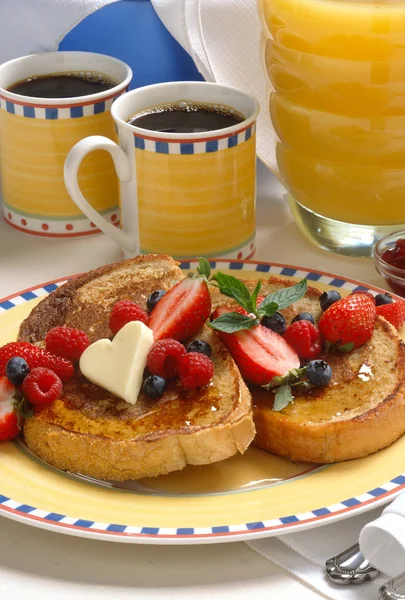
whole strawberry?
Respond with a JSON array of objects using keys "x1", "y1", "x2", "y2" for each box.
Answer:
[
  {"x1": 46, "y1": 327, "x2": 90, "y2": 362},
  {"x1": 318, "y1": 294, "x2": 376, "y2": 350},
  {"x1": 0, "y1": 341, "x2": 74, "y2": 382},
  {"x1": 376, "y1": 300, "x2": 405, "y2": 331}
]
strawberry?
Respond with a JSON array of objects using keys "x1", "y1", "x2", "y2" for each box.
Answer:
[
  {"x1": 318, "y1": 294, "x2": 376, "y2": 349},
  {"x1": 0, "y1": 377, "x2": 19, "y2": 441},
  {"x1": 376, "y1": 300, "x2": 405, "y2": 330},
  {"x1": 149, "y1": 278, "x2": 211, "y2": 341},
  {"x1": 211, "y1": 307, "x2": 300, "y2": 386},
  {"x1": 284, "y1": 320, "x2": 322, "y2": 359},
  {"x1": 0, "y1": 341, "x2": 74, "y2": 382}
]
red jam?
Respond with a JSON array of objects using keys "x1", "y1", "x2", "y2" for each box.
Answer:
[{"x1": 381, "y1": 239, "x2": 405, "y2": 297}]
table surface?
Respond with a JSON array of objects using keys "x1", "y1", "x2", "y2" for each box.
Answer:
[{"x1": 0, "y1": 162, "x2": 386, "y2": 599}]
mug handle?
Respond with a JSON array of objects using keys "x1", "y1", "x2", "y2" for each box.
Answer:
[{"x1": 64, "y1": 135, "x2": 139, "y2": 254}]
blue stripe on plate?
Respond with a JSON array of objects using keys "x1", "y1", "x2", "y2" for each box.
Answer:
[
  {"x1": 368, "y1": 487, "x2": 388, "y2": 497},
  {"x1": 180, "y1": 261, "x2": 191, "y2": 270},
  {"x1": 0, "y1": 300, "x2": 15, "y2": 310},
  {"x1": 246, "y1": 521, "x2": 265, "y2": 530},
  {"x1": 46, "y1": 513, "x2": 65, "y2": 522},
  {"x1": 177, "y1": 528, "x2": 195, "y2": 535},
  {"x1": 280, "y1": 267, "x2": 297, "y2": 277},
  {"x1": 342, "y1": 498, "x2": 361, "y2": 507},
  {"x1": 16, "y1": 504, "x2": 35, "y2": 514},
  {"x1": 305, "y1": 272, "x2": 322, "y2": 281},
  {"x1": 255, "y1": 264, "x2": 271, "y2": 273},
  {"x1": 141, "y1": 527, "x2": 160, "y2": 535},
  {"x1": 229, "y1": 262, "x2": 243, "y2": 270},
  {"x1": 329, "y1": 278, "x2": 346, "y2": 288},
  {"x1": 312, "y1": 507, "x2": 331, "y2": 517},
  {"x1": 74, "y1": 519, "x2": 94, "y2": 528},
  {"x1": 107, "y1": 524, "x2": 127, "y2": 533},
  {"x1": 43, "y1": 284, "x2": 58, "y2": 292},
  {"x1": 21, "y1": 291, "x2": 37, "y2": 301},
  {"x1": 212, "y1": 526, "x2": 230, "y2": 533},
  {"x1": 280, "y1": 515, "x2": 300, "y2": 524}
]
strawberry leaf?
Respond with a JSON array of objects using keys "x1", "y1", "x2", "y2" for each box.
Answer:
[
  {"x1": 197, "y1": 257, "x2": 211, "y2": 280},
  {"x1": 210, "y1": 312, "x2": 260, "y2": 333},
  {"x1": 213, "y1": 273, "x2": 254, "y2": 313},
  {"x1": 259, "y1": 279, "x2": 308, "y2": 311},
  {"x1": 273, "y1": 384, "x2": 294, "y2": 411},
  {"x1": 338, "y1": 342, "x2": 355, "y2": 353}
]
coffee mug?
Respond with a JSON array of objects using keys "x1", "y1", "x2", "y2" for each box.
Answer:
[
  {"x1": 0, "y1": 51, "x2": 132, "y2": 237},
  {"x1": 64, "y1": 81, "x2": 259, "y2": 258}
]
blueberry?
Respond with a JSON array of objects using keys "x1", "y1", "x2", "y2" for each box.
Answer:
[
  {"x1": 261, "y1": 312, "x2": 286, "y2": 335},
  {"x1": 187, "y1": 340, "x2": 212, "y2": 357},
  {"x1": 306, "y1": 360, "x2": 333, "y2": 387},
  {"x1": 147, "y1": 290, "x2": 166, "y2": 312},
  {"x1": 292, "y1": 312, "x2": 315, "y2": 325},
  {"x1": 142, "y1": 375, "x2": 166, "y2": 399},
  {"x1": 375, "y1": 293, "x2": 393, "y2": 306},
  {"x1": 5, "y1": 357, "x2": 30, "y2": 386},
  {"x1": 320, "y1": 290, "x2": 341, "y2": 312}
]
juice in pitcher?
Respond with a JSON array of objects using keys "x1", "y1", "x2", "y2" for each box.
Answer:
[{"x1": 260, "y1": 0, "x2": 405, "y2": 256}]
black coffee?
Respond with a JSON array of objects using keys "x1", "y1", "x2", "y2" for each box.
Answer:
[
  {"x1": 7, "y1": 72, "x2": 117, "y2": 98},
  {"x1": 127, "y1": 101, "x2": 245, "y2": 133}
]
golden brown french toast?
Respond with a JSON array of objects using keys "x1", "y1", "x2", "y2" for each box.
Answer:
[
  {"x1": 19, "y1": 255, "x2": 255, "y2": 481},
  {"x1": 212, "y1": 277, "x2": 405, "y2": 463}
]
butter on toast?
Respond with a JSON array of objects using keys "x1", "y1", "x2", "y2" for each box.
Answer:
[
  {"x1": 212, "y1": 277, "x2": 405, "y2": 463},
  {"x1": 19, "y1": 255, "x2": 255, "y2": 481}
]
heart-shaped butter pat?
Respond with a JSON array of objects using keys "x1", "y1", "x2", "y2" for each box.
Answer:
[{"x1": 79, "y1": 321, "x2": 154, "y2": 405}]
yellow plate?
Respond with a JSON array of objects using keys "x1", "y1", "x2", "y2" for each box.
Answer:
[{"x1": 0, "y1": 258, "x2": 404, "y2": 545}]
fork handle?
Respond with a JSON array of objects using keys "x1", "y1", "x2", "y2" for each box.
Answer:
[{"x1": 379, "y1": 572, "x2": 405, "y2": 599}]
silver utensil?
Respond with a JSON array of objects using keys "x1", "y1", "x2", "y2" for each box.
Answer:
[
  {"x1": 379, "y1": 572, "x2": 405, "y2": 599},
  {"x1": 325, "y1": 543, "x2": 380, "y2": 585}
]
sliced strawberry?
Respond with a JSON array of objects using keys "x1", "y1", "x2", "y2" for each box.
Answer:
[
  {"x1": 376, "y1": 300, "x2": 405, "y2": 330},
  {"x1": 0, "y1": 377, "x2": 19, "y2": 442},
  {"x1": 212, "y1": 307, "x2": 300, "y2": 386},
  {"x1": 318, "y1": 294, "x2": 376, "y2": 349},
  {"x1": 149, "y1": 278, "x2": 211, "y2": 341}
]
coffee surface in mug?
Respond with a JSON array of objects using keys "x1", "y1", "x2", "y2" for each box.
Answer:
[
  {"x1": 127, "y1": 100, "x2": 245, "y2": 133},
  {"x1": 7, "y1": 72, "x2": 117, "y2": 98}
]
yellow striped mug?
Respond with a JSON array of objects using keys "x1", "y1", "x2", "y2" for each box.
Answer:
[
  {"x1": 0, "y1": 51, "x2": 132, "y2": 237},
  {"x1": 64, "y1": 81, "x2": 259, "y2": 258}
]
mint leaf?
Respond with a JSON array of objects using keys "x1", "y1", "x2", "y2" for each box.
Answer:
[
  {"x1": 213, "y1": 272, "x2": 253, "y2": 313},
  {"x1": 257, "y1": 302, "x2": 278, "y2": 319},
  {"x1": 273, "y1": 385, "x2": 294, "y2": 411},
  {"x1": 210, "y1": 312, "x2": 259, "y2": 333},
  {"x1": 197, "y1": 257, "x2": 211, "y2": 280},
  {"x1": 251, "y1": 280, "x2": 262, "y2": 310},
  {"x1": 259, "y1": 279, "x2": 308, "y2": 311}
]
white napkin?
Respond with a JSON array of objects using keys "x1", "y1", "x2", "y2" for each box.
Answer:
[
  {"x1": 151, "y1": 0, "x2": 279, "y2": 177},
  {"x1": 0, "y1": 0, "x2": 117, "y2": 63},
  {"x1": 246, "y1": 491, "x2": 405, "y2": 600}
]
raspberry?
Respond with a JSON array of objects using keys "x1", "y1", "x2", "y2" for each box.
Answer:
[
  {"x1": 109, "y1": 300, "x2": 149, "y2": 335},
  {"x1": 46, "y1": 327, "x2": 90, "y2": 362},
  {"x1": 376, "y1": 300, "x2": 405, "y2": 330},
  {"x1": 22, "y1": 367, "x2": 62, "y2": 407},
  {"x1": 147, "y1": 339, "x2": 186, "y2": 379},
  {"x1": 284, "y1": 320, "x2": 322, "y2": 359},
  {"x1": 0, "y1": 342, "x2": 74, "y2": 382},
  {"x1": 178, "y1": 352, "x2": 214, "y2": 390}
]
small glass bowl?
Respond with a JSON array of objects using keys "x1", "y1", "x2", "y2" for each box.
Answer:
[{"x1": 374, "y1": 230, "x2": 405, "y2": 298}]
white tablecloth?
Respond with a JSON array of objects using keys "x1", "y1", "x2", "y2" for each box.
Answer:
[{"x1": 0, "y1": 162, "x2": 387, "y2": 599}]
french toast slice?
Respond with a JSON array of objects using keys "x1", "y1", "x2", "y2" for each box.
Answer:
[
  {"x1": 19, "y1": 255, "x2": 255, "y2": 481},
  {"x1": 212, "y1": 277, "x2": 405, "y2": 463}
]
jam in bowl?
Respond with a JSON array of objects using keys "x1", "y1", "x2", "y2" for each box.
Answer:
[{"x1": 374, "y1": 231, "x2": 405, "y2": 298}]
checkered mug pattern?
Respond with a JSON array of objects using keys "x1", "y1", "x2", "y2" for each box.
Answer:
[
  {"x1": 0, "y1": 51, "x2": 132, "y2": 237},
  {"x1": 64, "y1": 81, "x2": 260, "y2": 259}
]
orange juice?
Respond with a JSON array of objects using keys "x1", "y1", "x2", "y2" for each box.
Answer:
[{"x1": 260, "y1": 0, "x2": 405, "y2": 226}]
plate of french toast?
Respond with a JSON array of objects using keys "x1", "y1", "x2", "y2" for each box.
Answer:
[{"x1": 0, "y1": 254, "x2": 404, "y2": 544}]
